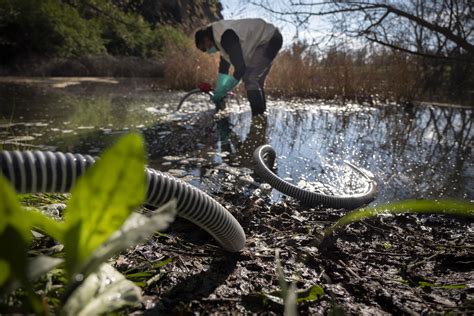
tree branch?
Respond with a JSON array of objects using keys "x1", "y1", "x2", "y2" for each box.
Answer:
[
  {"x1": 382, "y1": 3, "x2": 474, "y2": 55},
  {"x1": 365, "y1": 35, "x2": 472, "y2": 63}
]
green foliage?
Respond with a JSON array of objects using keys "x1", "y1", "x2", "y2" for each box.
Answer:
[
  {"x1": 62, "y1": 263, "x2": 142, "y2": 316},
  {"x1": 324, "y1": 199, "x2": 474, "y2": 237},
  {"x1": 0, "y1": 176, "x2": 45, "y2": 313},
  {"x1": 43, "y1": 1, "x2": 105, "y2": 57},
  {"x1": 63, "y1": 133, "x2": 146, "y2": 276},
  {"x1": 0, "y1": 0, "x2": 105, "y2": 59},
  {"x1": 0, "y1": 133, "x2": 177, "y2": 314},
  {"x1": 294, "y1": 285, "x2": 324, "y2": 303},
  {"x1": 90, "y1": 1, "x2": 164, "y2": 58},
  {"x1": 155, "y1": 25, "x2": 193, "y2": 53},
  {"x1": 0, "y1": 176, "x2": 32, "y2": 289},
  {"x1": 0, "y1": 0, "x2": 188, "y2": 60},
  {"x1": 75, "y1": 201, "x2": 176, "y2": 280},
  {"x1": 27, "y1": 209, "x2": 65, "y2": 242}
]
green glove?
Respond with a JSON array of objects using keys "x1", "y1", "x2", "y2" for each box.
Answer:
[{"x1": 211, "y1": 73, "x2": 239, "y2": 105}]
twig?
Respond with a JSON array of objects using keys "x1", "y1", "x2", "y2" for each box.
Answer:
[{"x1": 338, "y1": 259, "x2": 361, "y2": 280}]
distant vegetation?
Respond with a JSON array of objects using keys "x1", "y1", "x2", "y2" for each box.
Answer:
[
  {"x1": 266, "y1": 42, "x2": 473, "y2": 104},
  {"x1": 0, "y1": 0, "x2": 472, "y2": 104},
  {"x1": 0, "y1": 0, "x2": 171, "y2": 61}
]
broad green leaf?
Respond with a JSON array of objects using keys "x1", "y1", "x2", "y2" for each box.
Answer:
[
  {"x1": 62, "y1": 263, "x2": 142, "y2": 316},
  {"x1": 77, "y1": 200, "x2": 176, "y2": 279},
  {"x1": 0, "y1": 176, "x2": 31, "y2": 241},
  {"x1": 64, "y1": 133, "x2": 146, "y2": 275},
  {"x1": 324, "y1": 199, "x2": 474, "y2": 237},
  {"x1": 27, "y1": 208, "x2": 66, "y2": 242},
  {"x1": 0, "y1": 176, "x2": 31, "y2": 290},
  {"x1": 0, "y1": 259, "x2": 10, "y2": 287}
]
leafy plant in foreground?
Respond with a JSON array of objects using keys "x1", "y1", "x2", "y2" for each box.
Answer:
[{"x1": 0, "y1": 133, "x2": 177, "y2": 314}]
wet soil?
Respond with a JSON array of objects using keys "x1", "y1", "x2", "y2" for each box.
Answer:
[
  {"x1": 118, "y1": 180, "x2": 473, "y2": 315},
  {"x1": 1, "y1": 78, "x2": 472, "y2": 314}
]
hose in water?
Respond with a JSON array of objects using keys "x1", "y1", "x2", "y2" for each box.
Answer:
[
  {"x1": 176, "y1": 88, "x2": 206, "y2": 112},
  {"x1": 0, "y1": 150, "x2": 246, "y2": 252},
  {"x1": 253, "y1": 144, "x2": 377, "y2": 210}
]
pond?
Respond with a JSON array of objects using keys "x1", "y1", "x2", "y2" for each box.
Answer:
[{"x1": 0, "y1": 77, "x2": 472, "y2": 205}]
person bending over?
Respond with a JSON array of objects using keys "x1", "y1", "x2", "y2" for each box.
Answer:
[{"x1": 195, "y1": 18, "x2": 283, "y2": 116}]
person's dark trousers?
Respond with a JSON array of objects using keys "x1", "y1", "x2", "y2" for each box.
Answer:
[
  {"x1": 247, "y1": 90, "x2": 265, "y2": 116},
  {"x1": 243, "y1": 30, "x2": 283, "y2": 116}
]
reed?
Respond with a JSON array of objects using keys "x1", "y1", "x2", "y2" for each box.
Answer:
[
  {"x1": 161, "y1": 38, "x2": 441, "y2": 103},
  {"x1": 267, "y1": 42, "x2": 419, "y2": 102},
  {"x1": 160, "y1": 28, "x2": 219, "y2": 91}
]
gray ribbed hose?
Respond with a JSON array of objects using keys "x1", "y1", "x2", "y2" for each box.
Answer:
[
  {"x1": 254, "y1": 144, "x2": 378, "y2": 210},
  {"x1": 0, "y1": 151, "x2": 246, "y2": 252}
]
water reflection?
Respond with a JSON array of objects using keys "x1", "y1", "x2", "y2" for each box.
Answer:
[
  {"x1": 0, "y1": 79, "x2": 472, "y2": 204},
  {"x1": 257, "y1": 102, "x2": 472, "y2": 203}
]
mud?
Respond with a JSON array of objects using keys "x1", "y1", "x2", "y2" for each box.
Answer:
[
  {"x1": 1, "y1": 78, "x2": 472, "y2": 314},
  {"x1": 119, "y1": 185, "x2": 473, "y2": 314}
]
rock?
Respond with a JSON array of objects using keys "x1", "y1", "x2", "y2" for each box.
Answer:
[{"x1": 39, "y1": 203, "x2": 67, "y2": 219}]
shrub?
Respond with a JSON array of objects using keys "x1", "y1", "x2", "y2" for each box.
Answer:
[
  {"x1": 159, "y1": 26, "x2": 219, "y2": 90},
  {"x1": 0, "y1": 0, "x2": 105, "y2": 60}
]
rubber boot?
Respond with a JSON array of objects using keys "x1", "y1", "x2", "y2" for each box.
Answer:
[{"x1": 247, "y1": 89, "x2": 265, "y2": 116}]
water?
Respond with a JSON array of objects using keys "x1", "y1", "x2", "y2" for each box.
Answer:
[{"x1": 0, "y1": 78, "x2": 472, "y2": 204}]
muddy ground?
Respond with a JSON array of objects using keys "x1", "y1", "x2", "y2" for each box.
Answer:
[
  {"x1": 2, "y1": 78, "x2": 472, "y2": 314},
  {"x1": 114, "y1": 169, "x2": 473, "y2": 315}
]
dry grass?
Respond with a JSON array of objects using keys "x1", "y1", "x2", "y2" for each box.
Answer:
[
  {"x1": 267, "y1": 42, "x2": 419, "y2": 102},
  {"x1": 161, "y1": 35, "x2": 219, "y2": 91},
  {"x1": 160, "y1": 39, "x2": 455, "y2": 103}
]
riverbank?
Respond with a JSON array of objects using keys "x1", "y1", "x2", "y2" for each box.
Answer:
[{"x1": 0, "y1": 56, "x2": 165, "y2": 77}]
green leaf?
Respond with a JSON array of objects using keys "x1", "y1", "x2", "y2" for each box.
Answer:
[
  {"x1": 126, "y1": 271, "x2": 154, "y2": 280},
  {"x1": 0, "y1": 259, "x2": 10, "y2": 287},
  {"x1": 151, "y1": 257, "x2": 173, "y2": 270},
  {"x1": 64, "y1": 133, "x2": 146, "y2": 276},
  {"x1": 76, "y1": 200, "x2": 176, "y2": 280},
  {"x1": 295, "y1": 285, "x2": 324, "y2": 303},
  {"x1": 0, "y1": 176, "x2": 31, "y2": 290},
  {"x1": 62, "y1": 263, "x2": 142, "y2": 316},
  {"x1": 324, "y1": 199, "x2": 474, "y2": 237},
  {"x1": 417, "y1": 281, "x2": 467, "y2": 289},
  {"x1": 262, "y1": 284, "x2": 325, "y2": 307},
  {"x1": 0, "y1": 176, "x2": 31, "y2": 241}
]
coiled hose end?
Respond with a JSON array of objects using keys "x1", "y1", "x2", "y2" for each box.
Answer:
[{"x1": 253, "y1": 144, "x2": 377, "y2": 210}]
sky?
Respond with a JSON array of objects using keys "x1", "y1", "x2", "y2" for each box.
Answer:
[{"x1": 219, "y1": 0, "x2": 334, "y2": 47}]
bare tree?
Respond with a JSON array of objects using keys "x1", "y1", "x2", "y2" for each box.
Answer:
[{"x1": 253, "y1": 0, "x2": 474, "y2": 62}]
